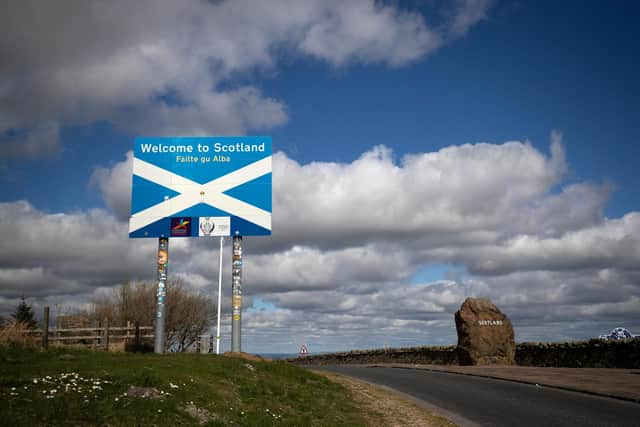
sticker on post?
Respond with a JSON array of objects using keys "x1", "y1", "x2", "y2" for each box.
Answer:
[
  {"x1": 158, "y1": 250, "x2": 168, "y2": 265},
  {"x1": 233, "y1": 295, "x2": 242, "y2": 308}
]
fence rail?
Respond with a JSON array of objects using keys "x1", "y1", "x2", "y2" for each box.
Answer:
[
  {"x1": 34, "y1": 326, "x2": 154, "y2": 333},
  {"x1": 29, "y1": 312, "x2": 154, "y2": 351},
  {"x1": 15, "y1": 308, "x2": 216, "y2": 353}
]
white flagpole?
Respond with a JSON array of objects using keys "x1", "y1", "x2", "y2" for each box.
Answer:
[{"x1": 216, "y1": 236, "x2": 224, "y2": 354}]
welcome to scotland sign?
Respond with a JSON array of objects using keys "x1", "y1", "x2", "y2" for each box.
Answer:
[{"x1": 129, "y1": 137, "x2": 272, "y2": 238}]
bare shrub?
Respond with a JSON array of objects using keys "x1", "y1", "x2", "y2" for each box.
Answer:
[
  {"x1": 90, "y1": 280, "x2": 215, "y2": 352},
  {"x1": 0, "y1": 320, "x2": 39, "y2": 349}
]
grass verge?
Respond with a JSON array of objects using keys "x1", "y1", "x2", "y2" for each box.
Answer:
[
  {"x1": 0, "y1": 346, "x2": 368, "y2": 426},
  {"x1": 319, "y1": 372, "x2": 457, "y2": 427}
]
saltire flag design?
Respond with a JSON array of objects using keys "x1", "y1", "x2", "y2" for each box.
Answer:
[{"x1": 129, "y1": 137, "x2": 272, "y2": 238}]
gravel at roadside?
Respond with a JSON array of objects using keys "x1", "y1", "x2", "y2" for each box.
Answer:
[{"x1": 317, "y1": 371, "x2": 458, "y2": 427}]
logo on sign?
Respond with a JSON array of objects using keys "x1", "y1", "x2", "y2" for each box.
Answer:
[
  {"x1": 198, "y1": 216, "x2": 230, "y2": 237},
  {"x1": 199, "y1": 218, "x2": 215, "y2": 235},
  {"x1": 171, "y1": 217, "x2": 191, "y2": 236}
]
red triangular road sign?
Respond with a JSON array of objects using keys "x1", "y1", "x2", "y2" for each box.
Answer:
[{"x1": 299, "y1": 344, "x2": 308, "y2": 356}]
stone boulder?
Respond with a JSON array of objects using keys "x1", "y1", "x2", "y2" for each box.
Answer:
[{"x1": 455, "y1": 298, "x2": 515, "y2": 365}]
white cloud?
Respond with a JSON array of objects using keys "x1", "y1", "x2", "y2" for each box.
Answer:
[
  {"x1": 0, "y1": 0, "x2": 493, "y2": 157},
  {"x1": 90, "y1": 152, "x2": 134, "y2": 222},
  {"x1": 447, "y1": 0, "x2": 495, "y2": 38},
  {"x1": 0, "y1": 201, "x2": 155, "y2": 297},
  {"x1": 298, "y1": 0, "x2": 441, "y2": 67},
  {"x1": 450, "y1": 212, "x2": 640, "y2": 276},
  {"x1": 271, "y1": 141, "x2": 571, "y2": 248}
]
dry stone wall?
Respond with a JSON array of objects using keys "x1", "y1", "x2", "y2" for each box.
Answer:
[{"x1": 291, "y1": 338, "x2": 640, "y2": 368}]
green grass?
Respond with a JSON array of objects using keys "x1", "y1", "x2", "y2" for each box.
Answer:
[{"x1": 0, "y1": 347, "x2": 367, "y2": 426}]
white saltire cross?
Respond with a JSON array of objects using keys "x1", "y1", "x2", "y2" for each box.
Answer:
[{"x1": 129, "y1": 156, "x2": 272, "y2": 234}]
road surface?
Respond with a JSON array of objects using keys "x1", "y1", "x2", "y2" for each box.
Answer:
[{"x1": 315, "y1": 365, "x2": 640, "y2": 427}]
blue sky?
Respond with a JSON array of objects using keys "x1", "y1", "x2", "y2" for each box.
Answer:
[
  {"x1": 1, "y1": 0, "x2": 639, "y2": 353},
  {"x1": 5, "y1": 1, "x2": 639, "y2": 219}
]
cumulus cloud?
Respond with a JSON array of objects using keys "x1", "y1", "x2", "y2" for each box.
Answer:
[
  {"x1": 447, "y1": 0, "x2": 495, "y2": 38},
  {"x1": 3, "y1": 140, "x2": 639, "y2": 349},
  {"x1": 0, "y1": 201, "x2": 157, "y2": 298},
  {"x1": 0, "y1": 0, "x2": 493, "y2": 157},
  {"x1": 298, "y1": 1, "x2": 441, "y2": 67},
  {"x1": 454, "y1": 213, "x2": 640, "y2": 275},
  {"x1": 90, "y1": 151, "x2": 133, "y2": 222},
  {"x1": 271, "y1": 141, "x2": 573, "y2": 249}
]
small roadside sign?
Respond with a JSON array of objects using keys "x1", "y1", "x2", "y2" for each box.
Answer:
[{"x1": 299, "y1": 344, "x2": 309, "y2": 356}]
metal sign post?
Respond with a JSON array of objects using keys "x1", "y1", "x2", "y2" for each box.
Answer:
[
  {"x1": 155, "y1": 237, "x2": 169, "y2": 353},
  {"x1": 216, "y1": 236, "x2": 224, "y2": 354},
  {"x1": 231, "y1": 235, "x2": 243, "y2": 352}
]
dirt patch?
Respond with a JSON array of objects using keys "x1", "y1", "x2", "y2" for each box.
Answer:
[
  {"x1": 125, "y1": 386, "x2": 165, "y2": 400},
  {"x1": 223, "y1": 352, "x2": 271, "y2": 362},
  {"x1": 181, "y1": 403, "x2": 218, "y2": 425},
  {"x1": 318, "y1": 371, "x2": 457, "y2": 427}
]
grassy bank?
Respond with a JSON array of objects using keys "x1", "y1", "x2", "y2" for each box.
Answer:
[{"x1": 0, "y1": 347, "x2": 367, "y2": 426}]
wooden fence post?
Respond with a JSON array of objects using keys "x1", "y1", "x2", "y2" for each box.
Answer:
[
  {"x1": 93, "y1": 319, "x2": 98, "y2": 349},
  {"x1": 103, "y1": 318, "x2": 109, "y2": 351},
  {"x1": 135, "y1": 321, "x2": 140, "y2": 348},
  {"x1": 42, "y1": 306, "x2": 49, "y2": 349}
]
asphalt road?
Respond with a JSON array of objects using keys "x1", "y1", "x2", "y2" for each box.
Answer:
[{"x1": 314, "y1": 365, "x2": 640, "y2": 427}]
